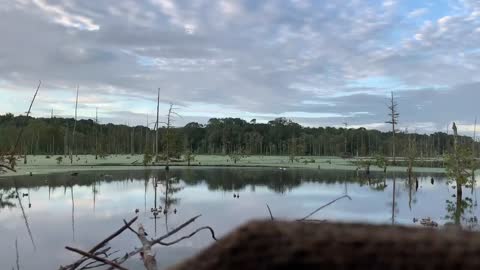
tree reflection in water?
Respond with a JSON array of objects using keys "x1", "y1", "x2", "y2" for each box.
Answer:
[
  {"x1": 0, "y1": 168, "x2": 479, "y2": 230},
  {"x1": 0, "y1": 189, "x2": 15, "y2": 209},
  {"x1": 161, "y1": 170, "x2": 183, "y2": 233}
]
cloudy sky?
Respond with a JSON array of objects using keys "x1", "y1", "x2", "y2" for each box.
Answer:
[{"x1": 0, "y1": 0, "x2": 479, "y2": 133}]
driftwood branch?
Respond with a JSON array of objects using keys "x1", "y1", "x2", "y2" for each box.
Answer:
[
  {"x1": 265, "y1": 195, "x2": 351, "y2": 222},
  {"x1": 151, "y1": 214, "x2": 201, "y2": 244},
  {"x1": 297, "y1": 195, "x2": 352, "y2": 221},
  {"x1": 62, "y1": 247, "x2": 111, "y2": 270},
  {"x1": 61, "y1": 216, "x2": 138, "y2": 270},
  {"x1": 88, "y1": 216, "x2": 138, "y2": 255},
  {"x1": 65, "y1": 247, "x2": 127, "y2": 270},
  {"x1": 123, "y1": 219, "x2": 140, "y2": 237},
  {"x1": 63, "y1": 215, "x2": 216, "y2": 270},
  {"x1": 266, "y1": 204, "x2": 274, "y2": 220},
  {"x1": 108, "y1": 215, "x2": 211, "y2": 269},
  {"x1": 78, "y1": 247, "x2": 115, "y2": 270},
  {"x1": 137, "y1": 224, "x2": 158, "y2": 270},
  {"x1": 158, "y1": 226, "x2": 217, "y2": 246}
]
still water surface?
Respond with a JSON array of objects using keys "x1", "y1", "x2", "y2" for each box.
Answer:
[{"x1": 0, "y1": 168, "x2": 477, "y2": 269}]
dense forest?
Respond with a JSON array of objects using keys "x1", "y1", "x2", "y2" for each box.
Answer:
[{"x1": 0, "y1": 113, "x2": 477, "y2": 158}]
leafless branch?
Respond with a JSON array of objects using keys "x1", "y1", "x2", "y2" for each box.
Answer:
[
  {"x1": 151, "y1": 214, "x2": 201, "y2": 244},
  {"x1": 158, "y1": 226, "x2": 217, "y2": 246},
  {"x1": 77, "y1": 247, "x2": 114, "y2": 269},
  {"x1": 65, "y1": 247, "x2": 128, "y2": 270},
  {"x1": 72, "y1": 247, "x2": 113, "y2": 270},
  {"x1": 107, "y1": 215, "x2": 205, "y2": 269},
  {"x1": 61, "y1": 216, "x2": 138, "y2": 270},
  {"x1": 123, "y1": 219, "x2": 140, "y2": 237},
  {"x1": 296, "y1": 195, "x2": 352, "y2": 221},
  {"x1": 11, "y1": 80, "x2": 41, "y2": 157},
  {"x1": 62, "y1": 214, "x2": 216, "y2": 270},
  {"x1": 87, "y1": 216, "x2": 138, "y2": 255},
  {"x1": 266, "y1": 204, "x2": 274, "y2": 220}
]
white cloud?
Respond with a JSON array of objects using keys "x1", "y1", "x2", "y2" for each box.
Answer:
[
  {"x1": 31, "y1": 0, "x2": 99, "y2": 31},
  {"x1": 407, "y1": 8, "x2": 427, "y2": 19},
  {"x1": 0, "y1": 0, "x2": 479, "y2": 132},
  {"x1": 219, "y1": 0, "x2": 242, "y2": 15},
  {"x1": 150, "y1": 0, "x2": 197, "y2": 34}
]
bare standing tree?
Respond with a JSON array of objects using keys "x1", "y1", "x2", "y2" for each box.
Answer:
[
  {"x1": 473, "y1": 117, "x2": 477, "y2": 155},
  {"x1": 386, "y1": 92, "x2": 399, "y2": 164},
  {"x1": 1, "y1": 81, "x2": 41, "y2": 173},
  {"x1": 70, "y1": 86, "x2": 79, "y2": 164},
  {"x1": 164, "y1": 103, "x2": 180, "y2": 168},
  {"x1": 406, "y1": 129, "x2": 417, "y2": 179},
  {"x1": 155, "y1": 88, "x2": 160, "y2": 160},
  {"x1": 343, "y1": 121, "x2": 348, "y2": 155},
  {"x1": 472, "y1": 117, "x2": 478, "y2": 192},
  {"x1": 95, "y1": 107, "x2": 98, "y2": 160},
  {"x1": 130, "y1": 125, "x2": 135, "y2": 156}
]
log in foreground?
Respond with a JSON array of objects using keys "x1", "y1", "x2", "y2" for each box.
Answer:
[
  {"x1": 170, "y1": 220, "x2": 480, "y2": 270},
  {"x1": 137, "y1": 224, "x2": 158, "y2": 270}
]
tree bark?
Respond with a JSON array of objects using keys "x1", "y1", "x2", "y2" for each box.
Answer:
[{"x1": 138, "y1": 224, "x2": 158, "y2": 270}]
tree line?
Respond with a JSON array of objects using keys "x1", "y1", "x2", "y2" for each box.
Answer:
[{"x1": 0, "y1": 113, "x2": 477, "y2": 158}]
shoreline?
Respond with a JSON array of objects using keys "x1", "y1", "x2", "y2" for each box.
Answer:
[{"x1": 0, "y1": 154, "x2": 447, "y2": 177}]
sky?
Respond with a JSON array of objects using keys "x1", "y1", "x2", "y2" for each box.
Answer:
[{"x1": 0, "y1": 0, "x2": 480, "y2": 134}]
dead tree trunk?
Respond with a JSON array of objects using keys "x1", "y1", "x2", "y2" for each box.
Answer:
[
  {"x1": 452, "y1": 122, "x2": 463, "y2": 206},
  {"x1": 70, "y1": 86, "x2": 79, "y2": 164},
  {"x1": 138, "y1": 224, "x2": 158, "y2": 270},
  {"x1": 155, "y1": 88, "x2": 160, "y2": 160},
  {"x1": 386, "y1": 92, "x2": 399, "y2": 165},
  {"x1": 95, "y1": 108, "x2": 98, "y2": 160}
]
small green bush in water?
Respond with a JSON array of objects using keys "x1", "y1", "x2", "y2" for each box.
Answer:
[{"x1": 445, "y1": 145, "x2": 475, "y2": 188}]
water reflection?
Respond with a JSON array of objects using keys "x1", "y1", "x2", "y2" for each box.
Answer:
[
  {"x1": 0, "y1": 168, "x2": 479, "y2": 269},
  {"x1": 0, "y1": 189, "x2": 15, "y2": 209},
  {"x1": 445, "y1": 185, "x2": 479, "y2": 229},
  {"x1": 14, "y1": 181, "x2": 36, "y2": 250}
]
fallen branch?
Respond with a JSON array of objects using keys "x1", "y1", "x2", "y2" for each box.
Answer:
[
  {"x1": 123, "y1": 219, "x2": 140, "y2": 237},
  {"x1": 152, "y1": 215, "x2": 201, "y2": 244},
  {"x1": 137, "y1": 224, "x2": 158, "y2": 270},
  {"x1": 266, "y1": 204, "x2": 274, "y2": 221},
  {"x1": 61, "y1": 216, "x2": 138, "y2": 270},
  {"x1": 61, "y1": 247, "x2": 111, "y2": 270},
  {"x1": 62, "y1": 215, "x2": 217, "y2": 270},
  {"x1": 158, "y1": 226, "x2": 217, "y2": 246},
  {"x1": 112, "y1": 215, "x2": 212, "y2": 269},
  {"x1": 297, "y1": 195, "x2": 352, "y2": 221},
  {"x1": 65, "y1": 247, "x2": 127, "y2": 270},
  {"x1": 88, "y1": 216, "x2": 138, "y2": 255},
  {"x1": 78, "y1": 248, "x2": 118, "y2": 270}
]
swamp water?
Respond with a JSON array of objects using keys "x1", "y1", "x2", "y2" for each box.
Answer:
[{"x1": 0, "y1": 168, "x2": 477, "y2": 269}]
